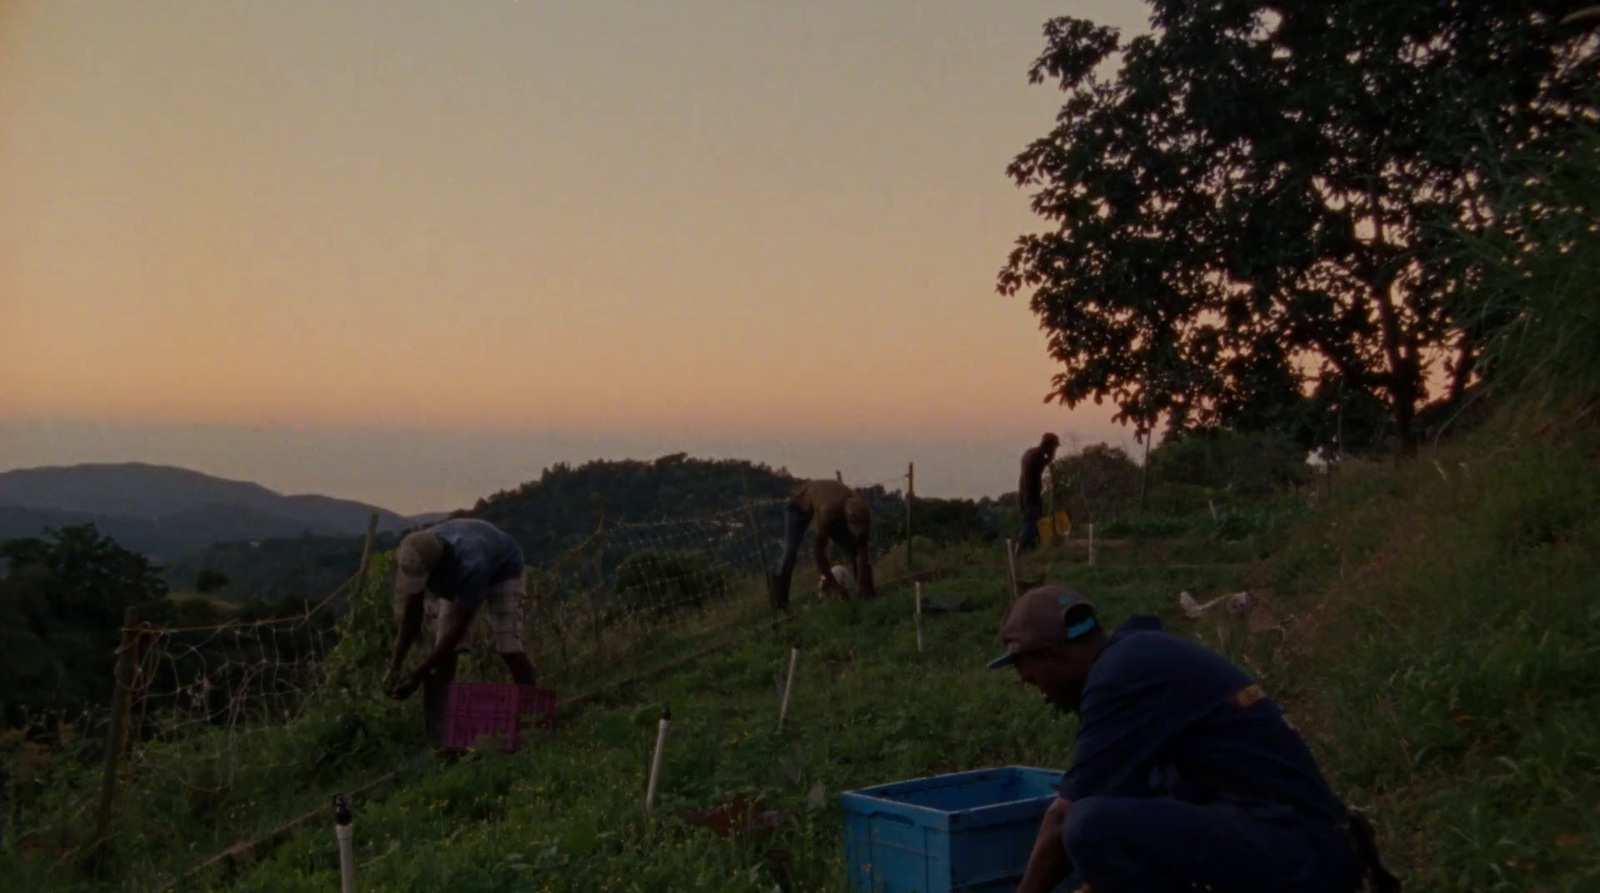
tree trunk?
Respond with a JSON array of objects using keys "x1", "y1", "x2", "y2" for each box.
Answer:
[
  {"x1": 1448, "y1": 338, "x2": 1476, "y2": 405},
  {"x1": 1364, "y1": 184, "x2": 1417, "y2": 458},
  {"x1": 1392, "y1": 381, "x2": 1417, "y2": 457}
]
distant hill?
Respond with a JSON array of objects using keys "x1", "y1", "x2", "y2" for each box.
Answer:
[
  {"x1": 469, "y1": 453, "x2": 802, "y2": 565},
  {"x1": 0, "y1": 463, "x2": 436, "y2": 561},
  {"x1": 165, "y1": 454, "x2": 800, "y2": 601},
  {"x1": 165, "y1": 453, "x2": 1004, "y2": 603}
]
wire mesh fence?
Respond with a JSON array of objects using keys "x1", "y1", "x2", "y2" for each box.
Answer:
[{"x1": 3, "y1": 470, "x2": 926, "y2": 884}]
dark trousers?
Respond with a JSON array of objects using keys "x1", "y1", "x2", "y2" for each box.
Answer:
[
  {"x1": 1018, "y1": 501, "x2": 1043, "y2": 551},
  {"x1": 771, "y1": 503, "x2": 861, "y2": 609},
  {"x1": 1062, "y1": 797, "x2": 1361, "y2": 893},
  {"x1": 770, "y1": 503, "x2": 808, "y2": 609},
  {"x1": 421, "y1": 652, "x2": 461, "y2": 745}
]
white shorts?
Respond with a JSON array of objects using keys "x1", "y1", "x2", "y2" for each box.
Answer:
[{"x1": 423, "y1": 574, "x2": 528, "y2": 655}]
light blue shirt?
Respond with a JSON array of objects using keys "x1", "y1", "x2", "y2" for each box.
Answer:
[{"x1": 423, "y1": 519, "x2": 524, "y2": 608}]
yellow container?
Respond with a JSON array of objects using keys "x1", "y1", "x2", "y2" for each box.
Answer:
[{"x1": 1036, "y1": 511, "x2": 1072, "y2": 544}]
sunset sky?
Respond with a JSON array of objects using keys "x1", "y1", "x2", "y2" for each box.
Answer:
[{"x1": 1, "y1": 1, "x2": 1152, "y2": 514}]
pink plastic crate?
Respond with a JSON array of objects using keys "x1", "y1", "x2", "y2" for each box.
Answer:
[{"x1": 441, "y1": 682, "x2": 557, "y2": 753}]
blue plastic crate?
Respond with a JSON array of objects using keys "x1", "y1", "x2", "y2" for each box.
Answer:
[{"x1": 841, "y1": 766, "x2": 1080, "y2": 893}]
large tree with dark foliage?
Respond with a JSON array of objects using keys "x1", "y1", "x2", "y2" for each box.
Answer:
[
  {"x1": 0, "y1": 525, "x2": 168, "y2": 727},
  {"x1": 997, "y1": 2, "x2": 1598, "y2": 453}
]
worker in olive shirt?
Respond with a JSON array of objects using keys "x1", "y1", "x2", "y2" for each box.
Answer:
[
  {"x1": 384, "y1": 518, "x2": 537, "y2": 742},
  {"x1": 990, "y1": 586, "x2": 1397, "y2": 893},
  {"x1": 1016, "y1": 433, "x2": 1059, "y2": 553},
  {"x1": 769, "y1": 478, "x2": 876, "y2": 609}
]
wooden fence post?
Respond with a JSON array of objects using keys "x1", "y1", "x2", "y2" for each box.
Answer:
[
  {"x1": 1045, "y1": 465, "x2": 1056, "y2": 543},
  {"x1": 905, "y1": 462, "x2": 915, "y2": 575},
  {"x1": 351, "y1": 512, "x2": 379, "y2": 602},
  {"x1": 92, "y1": 605, "x2": 142, "y2": 865},
  {"x1": 1005, "y1": 539, "x2": 1019, "y2": 601},
  {"x1": 549, "y1": 580, "x2": 571, "y2": 675},
  {"x1": 591, "y1": 513, "x2": 606, "y2": 664},
  {"x1": 742, "y1": 469, "x2": 776, "y2": 610},
  {"x1": 914, "y1": 583, "x2": 925, "y2": 653}
]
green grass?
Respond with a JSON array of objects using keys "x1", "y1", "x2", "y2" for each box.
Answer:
[
  {"x1": 8, "y1": 415, "x2": 1598, "y2": 892},
  {"x1": 195, "y1": 559, "x2": 1214, "y2": 893},
  {"x1": 1255, "y1": 420, "x2": 1600, "y2": 891}
]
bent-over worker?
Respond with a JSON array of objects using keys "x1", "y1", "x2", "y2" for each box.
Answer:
[
  {"x1": 384, "y1": 518, "x2": 536, "y2": 742},
  {"x1": 770, "y1": 478, "x2": 876, "y2": 609}
]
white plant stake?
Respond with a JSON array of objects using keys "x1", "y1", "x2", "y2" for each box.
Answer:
[
  {"x1": 778, "y1": 641, "x2": 801, "y2": 730},
  {"x1": 915, "y1": 583, "x2": 925, "y2": 653},
  {"x1": 645, "y1": 704, "x2": 671, "y2": 815},
  {"x1": 333, "y1": 794, "x2": 356, "y2": 893},
  {"x1": 1088, "y1": 523, "x2": 1097, "y2": 567}
]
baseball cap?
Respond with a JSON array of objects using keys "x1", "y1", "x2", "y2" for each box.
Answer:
[
  {"x1": 986, "y1": 585, "x2": 1098, "y2": 668},
  {"x1": 394, "y1": 530, "x2": 444, "y2": 596}
]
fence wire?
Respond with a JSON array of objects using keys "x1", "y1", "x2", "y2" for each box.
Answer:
[{"x1": 5, "y1": 472, "x2": 923, "y2": 881}]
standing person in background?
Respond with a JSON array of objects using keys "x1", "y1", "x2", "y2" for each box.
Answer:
[
  {"x1": 1017, "y1": 433, "x2": 1060, "y2": 554},
  {"x1": 383, "y1": 517, "x2": 536, "y2": 744},
  {"x1": 769, "y1": 478, "x2": 876, "y2": 609}
]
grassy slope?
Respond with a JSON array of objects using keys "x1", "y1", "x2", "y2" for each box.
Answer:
[
  {"x1": 1262, "y1": 421, "x2": 1600, "y2": 891},
  {"x1": 178, "y1": 420, "x2": 1598, "y2": 892},
  {"x1": 202, "y1": 552, "x2": 1251, "y2": 893}
]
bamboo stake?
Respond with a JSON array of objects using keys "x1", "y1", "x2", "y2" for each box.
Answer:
[
  {"x1": 334, "y1": 794, "x2": 356, "y2": 893},
  {"x1": 777, "y1": 641, "x2": 801, "y2": 730},
  {"x1": 645, "y1": 704, "x2": 671, "y2": 815}
]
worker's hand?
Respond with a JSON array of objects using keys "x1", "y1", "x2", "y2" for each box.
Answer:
[
  {"x1": 816, "y1": 574, "x2": 846, "y2": 599},
  {"x1": 387, "y1": 673, "x2": 422, "y2": 702}
]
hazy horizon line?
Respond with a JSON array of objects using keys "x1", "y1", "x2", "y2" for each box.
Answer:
[{"x1": 0, "y1": 415, "x2": 1141, "y2": 515}]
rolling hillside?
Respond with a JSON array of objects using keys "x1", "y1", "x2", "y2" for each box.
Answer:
[{"x1": 0, "y1": 463, "x2": 435, "y2": 561}]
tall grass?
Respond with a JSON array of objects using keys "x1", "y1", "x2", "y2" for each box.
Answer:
[
  {"x1": 1257, "y1": 425, "x2": 1600, "y2": 891},
  {"x1": 1451, "y1": 114, "x2": 1600, "y2": 412}
]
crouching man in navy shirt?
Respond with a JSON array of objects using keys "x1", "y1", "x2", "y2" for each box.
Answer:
[{"x1": 990, "y1": 586, "x2": 1399, "y2": 893}]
